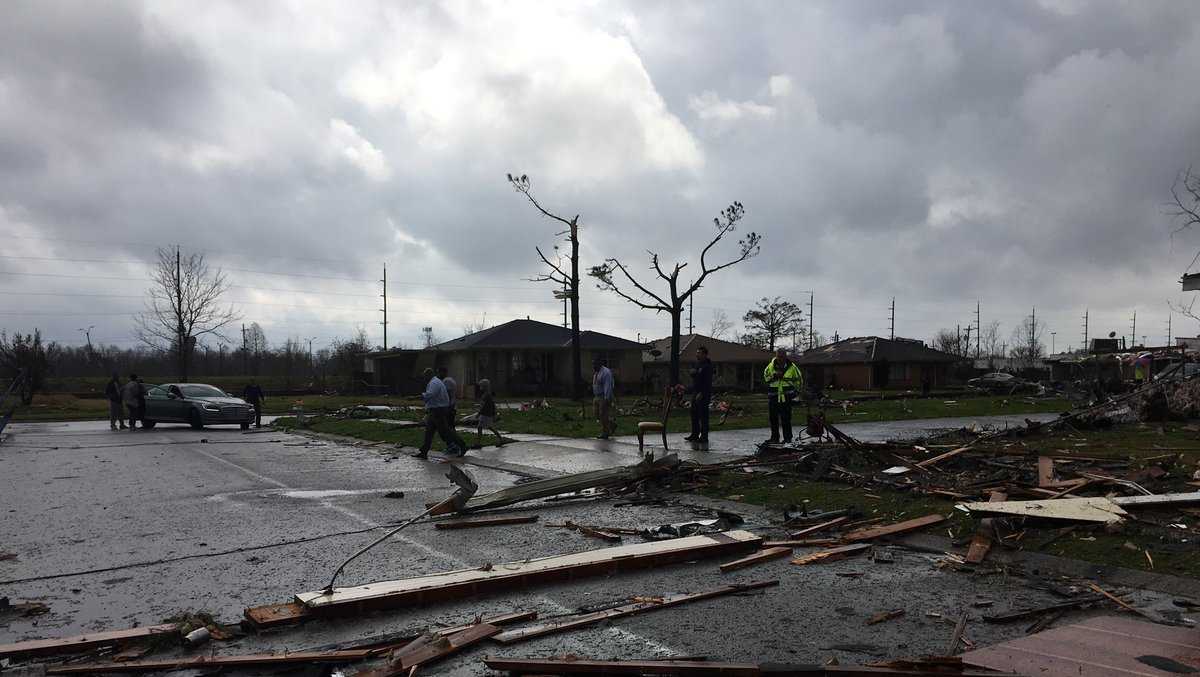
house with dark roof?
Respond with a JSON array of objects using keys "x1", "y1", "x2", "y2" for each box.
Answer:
[
  {"x1": 364, "y1": 319, "x2": 644, "y2": 397},
  {"x1": 643, "y1": 334, "x2": 774, "y2": 392},
  {"x1": 795, "y1": 336, "x2": 961, "y2": 390}
]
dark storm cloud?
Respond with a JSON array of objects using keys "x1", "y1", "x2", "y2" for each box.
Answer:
[{"x1": 2, "y1": 1, "x2": 1199, "y2": 350}]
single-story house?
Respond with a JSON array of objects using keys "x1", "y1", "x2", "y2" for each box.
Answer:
[
  {"x1": 795, "y1": 336, "x2": 961, "y2": 390},
  {"x1": 643, "y1": 333, "x2": 774, "y2": 392},
  {"x1": 365, "y1": 318, "x2": 644, "y2": 398}
]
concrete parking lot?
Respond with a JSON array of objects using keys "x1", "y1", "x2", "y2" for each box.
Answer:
[{"x1": 0, "y1": 418, "x2": 1178, "y2": 674}]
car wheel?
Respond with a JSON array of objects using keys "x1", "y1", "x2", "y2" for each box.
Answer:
[
  {"x1": 240, "y1": 422, "x2": 250, "y2": 430},
  {"x1": 141, "y1": 420, "x2": 157, "y2": 429},
  {"x1": 189, "y1": 410, "x2": 204, "y2": 430}
]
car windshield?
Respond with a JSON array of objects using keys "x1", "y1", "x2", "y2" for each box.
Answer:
[{"x1": 179, "y1": 384, "x2": 228, "y2": 398}]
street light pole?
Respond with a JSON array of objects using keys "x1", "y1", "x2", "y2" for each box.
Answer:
[{"x1": 1050, "y1": 331, "x2": 1056, "y2": 355}]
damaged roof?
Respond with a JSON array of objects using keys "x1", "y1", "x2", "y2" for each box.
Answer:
[
  {"x1": 432, "y1": 318, "x2": 643, "y2": 351},
  {"x1": 643, "y1": 334, "x2": 774, "y2": 364},
  {"x1": 795, "y1": 336, "x2": 961, "y2": 365}
]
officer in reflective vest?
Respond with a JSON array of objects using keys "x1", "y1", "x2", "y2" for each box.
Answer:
[{"x1": 763, "y1": 347, "x2": 803, "y2": 444}]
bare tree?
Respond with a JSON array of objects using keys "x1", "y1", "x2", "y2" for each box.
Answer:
[
  {"x1": 742, "y1": 296, "x2": 802, "y2": 351},
  {"x1": 135, "y1": 247, "x2": 239, "y2": 382},
  {"x1": 590, "y1": 202, "x2": 760, "y2": 385},
  {"x1": 508, "y1": 173, "x2": 584, "y2": 398},
  {"x1": 979, "y1": 320, "x2": 1004, "y2": 367},
  {"x1": 708, "y1": 309, "x2": 733, "y2": 340},
  {"x1": 1009, "y1": 313, "x2": 1045, "y2": 370},
  {"x1": 932, "y1": 328, "x2": 962, "y2": 356},
  {"x1": 462, "y1": 315, "x2": 488, "y2": 336},
  {"x1": 0, "y1": 329, "x2": 61, "y2": 405},
  {"x1": 1169, "y1": 167, "x2": 1200, "y2": 322}
]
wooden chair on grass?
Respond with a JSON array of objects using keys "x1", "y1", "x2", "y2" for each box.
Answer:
[{"x1": 637, "y1": 387, "x2": 677, "y2": 460}]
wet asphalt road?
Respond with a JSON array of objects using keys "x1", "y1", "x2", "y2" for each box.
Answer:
[{"x1": 0, "y1": 413, "x2": 1145, "y2": 675}]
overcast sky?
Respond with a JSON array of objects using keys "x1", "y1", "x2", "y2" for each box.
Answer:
[{"x1": 3, "y1": 0, "x2": 1200, "y2": 354}]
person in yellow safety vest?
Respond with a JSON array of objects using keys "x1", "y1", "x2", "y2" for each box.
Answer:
[{"x1": 763, "y1": 347, "x2": 804, "y2": 444}]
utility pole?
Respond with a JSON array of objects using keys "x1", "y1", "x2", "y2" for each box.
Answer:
[
  {"x1": 1168, "y1": 314, "x2": 1173, "y2": 346},
  {"x1": 889, "y1": 297, "x2": 895, "y2": 340},
  {"x1": 1051, "y1": 331, "x2": 1056, "y2": 354},
  {"x1": 808, "y1": 292, "x2": 815, "y2": 349},
  {"x1": 379, "y1": 264, "x2": 388, "y2": 350},
  {"x1": 1081, "y1": 309, "x2": 1089, "y2": 353},
  {"x1": 1130, "y1": 311, "x2": 1137, "y2": 348},
  {"x1": 688, "y1": 292, "x2": 694, "y2": 334},
  {"x1": 975, "y1": 301, "x2": 981, "y2": 359},
  {"x1": 956, "y1": 324, "x2": 961, "y2": 356},
  {"x1": 242, "y1": 324, "x2": 247, "y2": 374},
  {"x1": 1027, "y1": 307, "x2": 1036, "y2": 361},
  {"x1": 963, "y1": 325, "x2": 972, "y2": 358}
]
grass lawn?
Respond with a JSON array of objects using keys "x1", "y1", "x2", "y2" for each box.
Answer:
[
  {"x1": 11, "y1": 390, "x2": 1069, "y2": 430},
  {"x1": 700, "y1": 420, "x2": 1200, "y2": 579},
  {"x1": 471, "y1": 393, "x2": 1070, "y2": 439}
]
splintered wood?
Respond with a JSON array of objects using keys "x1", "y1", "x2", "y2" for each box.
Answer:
[
  {"x1": 286, "y1": 531, "x2": 763, "y2": 618},
  {"x1": 842, "y1": 514, "x2": 946, "y2": 542},
  {"x1": 964, "y1": 491, "x2": 1006, "y2": 564},
  {"x1": 791, "y1": 543, "x2": 870, "y2": 565},
  {"x1": 719, "y1": 547, "x2": 792, "y2": 573},
  {"x1": 491, "y1": 581, "x2": 778, "y2": 644}
]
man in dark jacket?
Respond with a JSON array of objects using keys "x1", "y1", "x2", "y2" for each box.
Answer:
[
  {"x1": 105, "y1": 373, "x2": 125, "y2": 431},
  {"x1": 684, "y1": 345, "x2": 713, "y2": 443},
  {"x1": 243, "y1": 380, "x2": 265, "y2": 428}
]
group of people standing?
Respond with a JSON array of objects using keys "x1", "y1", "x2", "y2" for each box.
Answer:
[
  {"x1": 104, "y1": 372, "x2": 146, "y2": 431},
  {"x1": 413, "y1": 366, "x2": 504, "y2": 459},
  {"x1": 673, "y1": 345, "x2": 806, "y2": 446}
]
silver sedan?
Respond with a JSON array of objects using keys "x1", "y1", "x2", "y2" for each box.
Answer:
[{"x1": 142, "y1": 383, "x2": 256, "y2": 430}]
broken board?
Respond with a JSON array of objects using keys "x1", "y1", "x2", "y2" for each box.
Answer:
[
  {"x1": 719, "y1": 548, "x2": 792, "y2": 573},
  {"x1": 288, "y1": 530, "x2": 763, "y2": 619},
  {"x1": 964, "y1": 491, "x2": 1006, "y2": 564},
  {"x1": 841, "y1": 514, "x2": 945, "y2": 542},
  {"x1": 0, "y1": 624, "x2": 179, "y2": 659},
  {"x1": 433, "y1": 515, "x2": 539, "y2": 530},
  {"x1": 492, "y1": 581, "x2": 778, "y2": 644},
  {"x1": 958, "y1": 497, "x2": 1129, "y2": 524}
]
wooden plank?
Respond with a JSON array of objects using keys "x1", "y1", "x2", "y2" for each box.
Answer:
[
  {"x1": 46, "y1": 649, "x2": 381, "y2": 674},
  {"x1": 395, "y1": 622, "x2": 499, "y2": 671},
  {"x1": 982, "y1": 595, "x2": 1105, "y2": 623},
  {"x1": 492, "y1": 581, "x2": 778, "y2": 645},
  {"x1": 842, "y1": 514, "x2": 945, "y2": 542},
  {"x1": 243, "y1": 601, "x2": 310, "y2": 628},
  {"x1": 293, "y1": 531, "x2": 763, "y2": 615},
  {"x1": 433, "y1": 514, "x2": 538, "y2": 530},
  {"x1": 719, "y1": 548, "x2": 792, "y2": 573},
  {"x1": 915, "y1": 445, "x2": 971, "y2": 468},
  {"x1": 958, "y1": 497, "x2": 1128, "y2": 524},
  {"x1": 964, "y1": 491, "x2": 1006, "y2": 565},
  {"x1": 788, "y1": 516, "x2": 849, "y2": 539},
  {"x1": 763, "y1": 539, "x2": 839, "y2": 548},
  {"x1": 1037, "y1": 457, "x2": 1054, "y2": 488},
  {"x1": 0, "y1": 624, "x2": 179, "y2": 660},
  {"x1": 791, "y1": 543, "x2": 871, "y2": 565},
  {"x1": 1111, "y1": 490, "x2": 1200, "y2": 507}
]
